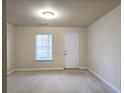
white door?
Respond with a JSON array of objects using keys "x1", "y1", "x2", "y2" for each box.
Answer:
[{"x1": 65, "y1": 32, "x2": 79, "y2": 68}]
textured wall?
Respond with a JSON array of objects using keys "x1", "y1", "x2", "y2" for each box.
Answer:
[
  {"x1": 15, "y1": 27, "x2": 86, "y2": 69},
  {"x1": 87, "y1": 5, "x2": 121, "y2": 90},
  {"x1": 7, "y1": 23, "x2": 15, "y2": 73}
]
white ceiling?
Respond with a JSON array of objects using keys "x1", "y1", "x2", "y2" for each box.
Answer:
[{"x1": 7, "y1": 0, "x2": 120, "y2": 27}]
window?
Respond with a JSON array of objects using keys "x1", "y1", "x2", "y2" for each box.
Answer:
[{"x1": 35, "y1": 34, "x2": 52, "y2": 61}]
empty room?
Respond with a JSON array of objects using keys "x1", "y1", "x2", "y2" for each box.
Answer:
[{"x1": 7, "y1": 0, "x2": 121, "y2": 93}]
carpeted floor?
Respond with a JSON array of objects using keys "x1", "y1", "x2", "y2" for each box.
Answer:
[{"x1": 7, "y1": 69, "x2": 116, "y2": 93}]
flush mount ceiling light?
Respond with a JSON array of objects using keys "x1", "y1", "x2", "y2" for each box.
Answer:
[
  {"x1": 42, "y1": 11, "x2": 55, "y2": 19},
  {"x1": 43, "y1": 11, "x2": 54, "y2": 16},
  {"x1": 40, "y1": 9, "x2": 58, "y2": 19}
]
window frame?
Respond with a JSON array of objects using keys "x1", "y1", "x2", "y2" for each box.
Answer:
[{"x1": 35, "y1": 33, "x2": 53, "y2": 62}]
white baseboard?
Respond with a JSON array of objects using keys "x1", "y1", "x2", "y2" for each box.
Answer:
[
  {"x1": 7, "y1": 69, "x2": 16, "y2": 75},
  {"x1": 87, "y1": 68, "x2": 121, "y2": 93},
  {"x1": 15, "y1": 68, "x2": 64, "y2": 71},
  {"x1": 16, "y1": 67, "x2": 88, "y2": 71},
  {"x1": 8, "y1": 67, "x2": 87, "y2": 73}
]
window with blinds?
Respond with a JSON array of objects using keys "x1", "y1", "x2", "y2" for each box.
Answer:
[{"x1": 35, "y1": 34, "x2": 52, "y2": 61}]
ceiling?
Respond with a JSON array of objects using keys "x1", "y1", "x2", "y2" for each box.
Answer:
[{"x1": 7, "y1": 0, "x2": 121, "y2": 27}]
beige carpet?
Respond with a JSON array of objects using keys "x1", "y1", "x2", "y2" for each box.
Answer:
[{"x1": 7, "y1": 69, "x2": 116, "y2": 93}]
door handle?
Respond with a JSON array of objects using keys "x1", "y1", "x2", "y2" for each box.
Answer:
[
  {"x1": 64, "y1": 50, "x2": 67, "y2": 55},
  {"x1": 64, "y1": 52, "x2": 67, "y2": 55}
]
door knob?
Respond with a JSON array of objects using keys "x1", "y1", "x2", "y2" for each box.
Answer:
[{"x1": 64, "y1": 50, "x2": 67, "y2": 55}]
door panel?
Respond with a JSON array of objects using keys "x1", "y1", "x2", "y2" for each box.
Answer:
[{"x1": 65, "y1": 32, "x2": 79, "y2": 68}]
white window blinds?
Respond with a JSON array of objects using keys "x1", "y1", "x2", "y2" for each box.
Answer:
[{"x1": 35, "y1": 34, "x2": 52, "y2": 61}]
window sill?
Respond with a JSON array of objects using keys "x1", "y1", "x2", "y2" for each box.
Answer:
[{"x1": 35, "y1": 60, "x2": 53, "y2": 62}]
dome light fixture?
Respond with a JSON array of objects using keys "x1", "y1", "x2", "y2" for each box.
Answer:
[
  {"x1": 42, "y1": 11, "x2": 54, "y2": 19},
  {"x1": 43, "y1": 11, "x2": 54, "y2": 15},
  {"x1": 40, "y1": 9, "x2": 58, "y2": 19}
]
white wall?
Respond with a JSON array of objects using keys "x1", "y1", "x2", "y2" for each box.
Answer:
[
  {"x1": 15, "y1": 27, "x2": 86, "y2": 69},
  {"x1": 7, "y1": 23, "x2": 15, "y2": 73},
  {"x1": 87, "y1": 5, "x2": 121, "y2": 91}
]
